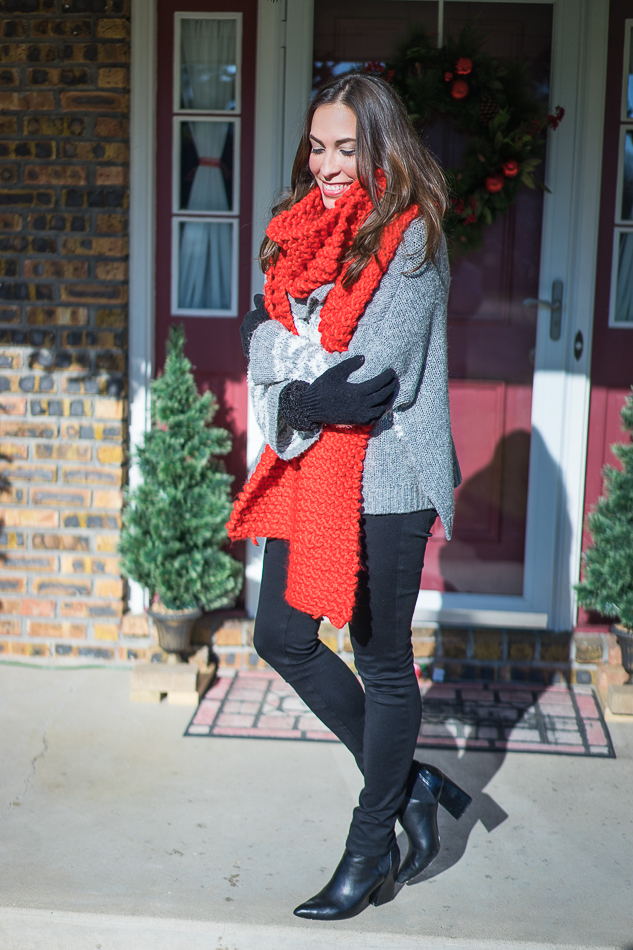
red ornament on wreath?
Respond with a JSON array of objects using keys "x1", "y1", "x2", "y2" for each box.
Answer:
[
  {"x1": 485, "y1": 174, "x2": 504, "y2": 193},
  {"x1": 502, "y1": 160, "x2": 520, "y2": 178},
  {"x1": 455, "y1": 57, "x2": 473, "y2": 75},
  {"x1": 451, "y1": 79, "x2": 469, "y2": 100},
  {"x1": 444, "y1": 71, "x2": 454, "y2": 81}
]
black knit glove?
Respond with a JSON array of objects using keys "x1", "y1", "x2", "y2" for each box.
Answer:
[
  {"x1": 240, "y1": 294, "x2": 270, "y2": 359},
  {"x1": 279, "y1": 355, "x2": 398, "y2": 430}
]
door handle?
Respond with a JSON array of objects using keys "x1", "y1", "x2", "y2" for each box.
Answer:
[{"x1": 522, "y1": 279, "x2": 563, "y2": 341}]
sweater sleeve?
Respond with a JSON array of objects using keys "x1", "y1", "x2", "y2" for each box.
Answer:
[{"x1": 247, "y1": 219, "x2": 448, "y2": 460}]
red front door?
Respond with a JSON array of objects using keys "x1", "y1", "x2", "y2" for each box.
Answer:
[
  {"x1": 154, "y1": 0, "x2": 257, "y2": 489},
  {"x1": 313, "y1": 0, "x2": 552, "y2": 596}
]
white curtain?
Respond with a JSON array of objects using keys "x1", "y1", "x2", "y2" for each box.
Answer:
[
  {"x1": 180, "y1": 18, "x2": 236, "y2": 111},
  {"x1": 616, "y1": 231, "x2": 633, "y2": 323},
  {"x1": 185, "y1": 121, "x2": 230, "y2": 212},
  {"x1": 179, "y1": 221, "x2": 232, "y2": 311},
  {"x1": 178, "y1": 18, "x2": 236, "y2": 312}
]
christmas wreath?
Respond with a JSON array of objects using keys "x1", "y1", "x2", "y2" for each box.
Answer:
[{"x1": 364, "y1": 25, "x2": 564, "y2": 251}]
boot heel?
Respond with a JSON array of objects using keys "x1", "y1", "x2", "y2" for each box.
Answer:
[
  {"x1": 438, "y1": 776, "x2": 472, "y2": 820},
  {"x1": 371, "y1": 868, "x2": 396, "y2": 906}
]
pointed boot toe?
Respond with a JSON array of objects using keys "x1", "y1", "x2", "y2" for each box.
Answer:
[{"x1": 293, "y1": 846, "x2": 399, "y2": 921}]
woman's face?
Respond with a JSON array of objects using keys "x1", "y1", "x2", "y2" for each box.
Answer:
[{"x1": 308, "y1": 103, "x2": 358, "y2": 208}]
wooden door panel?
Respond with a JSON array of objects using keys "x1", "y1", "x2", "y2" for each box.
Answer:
[{"x1": 423, "y1": 381, "x2": 532, "y2": 594}]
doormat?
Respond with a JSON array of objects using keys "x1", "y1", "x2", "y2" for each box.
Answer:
[{"x1": 184, "y1": 670, "x2": 615, "y2": 757}]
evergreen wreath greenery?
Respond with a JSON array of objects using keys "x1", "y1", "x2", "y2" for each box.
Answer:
[
  {"x1": 363, "y1": 24, "x2": 564, "y2": 251},
  {"x1": 119, "y1": 324, "x2": 243, "y2": 612},
  {"x1": 575, "y1": 390, "x2": 633, "y2": 631}
]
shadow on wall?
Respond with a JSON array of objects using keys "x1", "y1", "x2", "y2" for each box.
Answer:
[{"x1": 438, "y1": 427, "x2": 572, "y2": 621}]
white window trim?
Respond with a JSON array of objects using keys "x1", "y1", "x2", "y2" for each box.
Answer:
[
  {"x1": 172, "y1": 115, "x2": 241, "y2": 216},
  {"x1": 173, "y1": 11, "x2": 242, "y2": 115}
]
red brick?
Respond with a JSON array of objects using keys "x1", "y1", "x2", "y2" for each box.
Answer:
[
  {"x1": 62, "y1": 466, "x2": 121, "y2": 486},
  {"x1": 62, "y1": 236, "x2": 128, "y2": 256},
  {"x1": 61, "y1": 283, "x2": 127, "y2": 304},
  {"x1": 95, "y1": 623, "x2": 119, "y2": 641},
  {"x1": 0, "y1": 422, "x2": 58, "y2": 438},
  {"x1": 94, "y1": 117, "x2": 128, "y2": 137},
  {"x1": 60, "y1": 554, "x2": 119, "y2": 574},
  {"x1": 18, "y1": 599, "x2": 56, "y2": 618},
  {"x1": 35, "y1": 443, "x2": 91, "y2": 461},
  {"x1": 33, "y1": 533, "x2": 89, "y2": 551},
  {"x1": 98, "y1": 67, "x2": 128, "y2": 88},
  {"x1": 0, "y1": 441, "x2": 28, "y2": 460},
  {"x1": 94, "y1": 577, "x2": 123, "y2": 598},
  {"x1": 0, "y1": 397, "x2": 26, "y2": 414},
  {"x1": 20, "y1": 92, "x2": 55, "y2": 110},
  {"x1": 2, "y1": 555, "x2": 56, "y2": 572},
  {"x1": 33, "y1": 577, "x2": 92, "y2": 596},
  {"x1": 28, "y1": 621, "x2": 86, "y2": 639},
  {"x1": 60, "y1": 91, "x2": 129, "y2": 111},
  {"x1": 32, "y1": 487, "x2": 91, "y2": 506},
  {"x1": 60, "y1": 600, "x2": 123, "y2": 619},
  {"x1": 24, "y1": 260, "x2": 89, "y2": 279},
  {"x1": 0, "y1": 620, "x2": 21, "y2": 636},
  {"x1": 8, "y1": 464, "x2": 57, "y2": 482},
  {"x1": 0, "y1": 577, "x2": 26, "y2": 594},
  {"x1": 121, "y1": 614, "x2": 149, "y2": 637},
  {"x1": 26, "y1": 307, "x2": 88, "y2": 326},
  {"x1": 1, "y1": 508, "x2": 59, "y2": 528},
  {"x1": 97, "y1": 19, "x2": 131, "y2": 39},
  {"x1": 95, "y1": 397, "x2": 126, "y2": 419},
  {"x1": 24, "y1": 165, "x2": 87, "y2": 186},
  {"x1": 97, "y1": 43, "x2": 129, "y2": 63},
  {"x1": 0, "y1": 640, "x2": 50, "y2": 657},
  {"x1": 93, "y1": 489, "x2": 122, "y2": 508}
]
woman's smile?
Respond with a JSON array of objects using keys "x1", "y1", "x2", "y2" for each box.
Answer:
[{"x1": 308, "y1": 102, "x2": 358, "y2": 208}]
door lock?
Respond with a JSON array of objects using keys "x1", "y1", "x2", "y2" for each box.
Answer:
[
  {"x1": 573, "y1": 330, "x2": 583, "y2": 361},
  {"x1": 523, "y1": 279, "x2": 563, "y2": 341}
]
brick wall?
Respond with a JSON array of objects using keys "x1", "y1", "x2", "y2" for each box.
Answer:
[{"x1": 0, "y1": 0, "x2": 130, "y2": 661}]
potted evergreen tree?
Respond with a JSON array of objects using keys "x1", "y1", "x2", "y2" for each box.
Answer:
[
  {"x1": 575, "y1": 388, "x2": 633, "y2": 682},
  {"x1": 119, "y1": 324, "x2": 243, "y2": 658}
]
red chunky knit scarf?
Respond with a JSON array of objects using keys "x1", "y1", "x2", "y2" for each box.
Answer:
[{"x1": 227, "y1": 181, "x2": 418, "y2": 628}]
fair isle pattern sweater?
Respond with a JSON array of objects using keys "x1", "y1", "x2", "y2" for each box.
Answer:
[{"x1": 247, "y1": 218, "x2": 461, "y2": 538}]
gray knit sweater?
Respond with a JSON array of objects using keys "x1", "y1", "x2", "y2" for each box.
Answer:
[{"x1": 248, "y1": 217, "x2": 461, "y2": 538}]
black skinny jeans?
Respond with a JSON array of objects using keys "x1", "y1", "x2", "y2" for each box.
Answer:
[{"x1": 253, "y1": 508, "x2": 437, "y2": 856}]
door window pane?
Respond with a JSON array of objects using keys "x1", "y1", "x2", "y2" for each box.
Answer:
[
  {"x1": 178, "y1": 119, "x2": 236, "y2": 212},
  {"x1": 613, "y1": 230, "x2": 633, "y2": 324},
  {"x1": 175, "y1": 219, "x2": 235, "y2": 314},
  {"x1": 179, "y1": 16, "x2": 238, "y2": 111}
]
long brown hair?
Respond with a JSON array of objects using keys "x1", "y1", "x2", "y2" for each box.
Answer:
[{"x1": 260, "y1": 73, "x2": 448, "y2": 285}]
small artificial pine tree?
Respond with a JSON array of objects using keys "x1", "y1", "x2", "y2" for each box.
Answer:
[
  {"x1": 575, "y1": 388, "x2": 633, "y2": 631},
  {"x1": 119, "y1": 324, "x2": 243, "y2": 612}
]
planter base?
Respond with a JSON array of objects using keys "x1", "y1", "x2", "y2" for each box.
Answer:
[
  {"x1": 607, "y1": 683, "x2": 633, "y2": 716},
  {"x1": 130, "y1": 661, "x2": 216, "y2": 704}
]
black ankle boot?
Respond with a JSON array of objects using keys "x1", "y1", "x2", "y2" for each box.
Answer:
[
  {"x1": 397, "y1": 762, "x2": 472, "y2": 885},
  {"x1": 293, "y1": 845, "x2": 400, "y2": 921}
]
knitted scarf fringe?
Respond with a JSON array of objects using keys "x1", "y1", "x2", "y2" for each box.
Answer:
[{"x1": 227, "y1": 183, "x2": 418, "y2": 627}]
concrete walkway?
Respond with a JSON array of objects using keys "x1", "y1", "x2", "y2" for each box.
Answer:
[{"x1": 0, "y1": 664, "x2": 631, "y2": 950}]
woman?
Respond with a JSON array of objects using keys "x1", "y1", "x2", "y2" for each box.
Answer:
[{"x1": 228, "y1": 73, "x2": 471, "y2": 921}]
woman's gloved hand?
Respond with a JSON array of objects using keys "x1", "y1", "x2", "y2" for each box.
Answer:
[
  {"x1": 279, "y1": 355, "x2": 398, "y2": 430},
  {"x1": 240, "y1": 294, "x2": 270, "y2": 359}
]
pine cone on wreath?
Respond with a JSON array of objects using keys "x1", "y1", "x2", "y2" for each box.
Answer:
[{"x1": 479, "y1": 95, "x2": 500, "y2": 125}]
